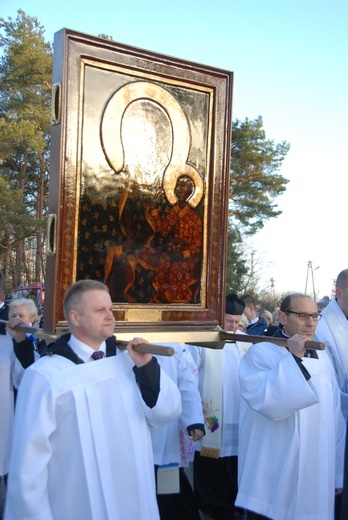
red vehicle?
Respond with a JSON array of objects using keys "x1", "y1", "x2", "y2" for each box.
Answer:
[{"x1": 11, "y1": 282, "x2": 45, "y2": 315}]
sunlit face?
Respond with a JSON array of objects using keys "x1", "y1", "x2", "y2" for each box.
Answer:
[
  {"x1": 336, "y1": 285, "x2": 348, "y2": 316},
  {"x1": 70, "y1": 290, "x2": 115, "y2": 349},
  {"x1": 224, "y1": 314, "x2": 242, "y2": 332},
  {"x1": 9, "y1": 305, "x2": 32, "y2": 324},
  {"x1": 279, "y1": 296, "x2": 318, "y2": 339}
]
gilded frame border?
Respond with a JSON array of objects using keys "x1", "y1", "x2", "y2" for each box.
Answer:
[{"x1": 44, "y1": 29, "x2": 233, "y2": 333}]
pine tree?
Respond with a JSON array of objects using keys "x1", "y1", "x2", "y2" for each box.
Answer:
[
  {"x1": 226, "y1": 116, "x2": 290, "y2": 292},
  {"x1": 0, "y1": 10, "x2": 52, "y2": 287}
]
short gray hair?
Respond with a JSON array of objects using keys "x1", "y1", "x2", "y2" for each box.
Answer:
[
  {"x1": 63, "y1": 279, "x2": 110, "y2": 321},
  {"x1": 9, "y1": 298, "x2": 39, "y2": 323}
]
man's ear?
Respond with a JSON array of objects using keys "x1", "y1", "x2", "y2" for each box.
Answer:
[
  {"x1": 278, "y1": 310, "x2": 287, "y2": 326},
  {"x1": 69, "y1": 309, "x2": 80, "y2": 327}
]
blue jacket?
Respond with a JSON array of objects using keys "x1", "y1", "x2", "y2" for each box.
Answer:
[{"x1": 246, "y1": 316, "x2": 268, "y2": 336}]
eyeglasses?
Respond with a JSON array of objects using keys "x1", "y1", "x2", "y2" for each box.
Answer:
[{"x1": 284, "y1": 310, "x2": 322, "y2": 321}]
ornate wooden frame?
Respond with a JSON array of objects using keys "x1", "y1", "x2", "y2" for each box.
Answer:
[{"x1": 44, "y1": 29, "x2": 233, "y2": 333}]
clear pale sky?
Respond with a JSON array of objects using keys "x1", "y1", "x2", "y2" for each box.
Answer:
[{"x1": 1, "y1": 0, "x2": 347, "y2": 300}]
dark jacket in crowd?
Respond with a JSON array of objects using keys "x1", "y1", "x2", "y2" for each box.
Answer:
[{"x1": 246, "y1": 316, "x2": 268, "y2": 336}]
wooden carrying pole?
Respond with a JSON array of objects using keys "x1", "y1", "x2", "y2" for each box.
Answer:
[
  {"x1": 219, "y1": 330, "x2": 325, "y2": 350},
  {"x1": 1, "y1": 320, "x2": 325, "y2": 353},
  {"x1": 0, "y1": 320, "x2": 175, "y2": 357},
  {"x1": 0, "y1": 319, "x2": 37, "y2": 334},
  {"x1": 115, "y1": 340, "x2": 174, "y2": 357}
]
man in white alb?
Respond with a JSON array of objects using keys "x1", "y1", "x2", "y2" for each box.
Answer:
[
  {"x1": 4, "y1": 280, "x2": 181, "y2": 520},
  {"x1": 236, "y1": 293, "x2": 345, "y2": 520}
]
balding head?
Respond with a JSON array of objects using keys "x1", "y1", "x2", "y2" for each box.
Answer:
[{"x1": 335, "y1": 269, "x2": 348, "y2": 316}]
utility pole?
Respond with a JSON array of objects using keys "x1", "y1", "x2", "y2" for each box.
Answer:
[{"x1": 305, "y1": 261, "x2": 319, "y2": 301}]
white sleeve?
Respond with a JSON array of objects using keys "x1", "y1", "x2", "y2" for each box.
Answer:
[
  {"x1": 239, "y1": 343, "x2": 319, "y2": 421},
  {"x1": 5, "y1": 366, "x2": 56, "y2": 520},
  {"x1": 144, "y1": 366, "x2": 182, "y2": 428},
  {"x1": 176, "y1": 347, "x2": 203, "y2": 431}
]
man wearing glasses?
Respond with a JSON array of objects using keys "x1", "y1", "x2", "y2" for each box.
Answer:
[{"x1": 235, "y1": 293, "x2": 345, "y2": 520}]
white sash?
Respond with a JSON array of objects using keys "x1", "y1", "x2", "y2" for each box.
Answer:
[{"x1": 200, "y1": 349, "x2": 223, "y2": 458}]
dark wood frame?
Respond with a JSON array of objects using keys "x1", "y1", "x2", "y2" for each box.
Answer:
[{"x1": 44, "y1": 29, "x2": 233, "y2": 333}]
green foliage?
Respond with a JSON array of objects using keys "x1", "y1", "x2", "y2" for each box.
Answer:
[
  {"x1": 0, "y1": 176, "x2": 37, "y2": 235},
  {"x1": 0, "y1": 10, "x2": 52, "y2": 286},
  {"x1": 226, "y1": 116, "x2": 290, "y2": 292},
  {"x1": 225, "y1": 223, "x2": 248, "y2": 294},
  {"x1": 0, "y1": 175, "x2": 38, "y2": 278},
  {"x1": 230, "y1": 116, "x2": 290, "y2": 234}
]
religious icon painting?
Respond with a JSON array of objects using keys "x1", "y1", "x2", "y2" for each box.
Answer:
[{"x1": 44, "y1": 29, "x2": 233, "y2": 333}]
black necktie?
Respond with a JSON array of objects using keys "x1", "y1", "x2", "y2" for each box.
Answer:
[{"x1": 91, "y1": 351, "x2": 104, "y2": 360}]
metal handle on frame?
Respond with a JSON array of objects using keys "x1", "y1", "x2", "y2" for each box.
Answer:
[
  {"x1": 51, "y1": 83, "x2": 61, "y2": 125},
  {"x1": 46, "y1": 214, "x2": 57, "y2": 256}
]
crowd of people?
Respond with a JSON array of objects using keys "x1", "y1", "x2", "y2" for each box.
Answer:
[{"x1": 1, "y1": 269, "x2": 348, "y2": 520}]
